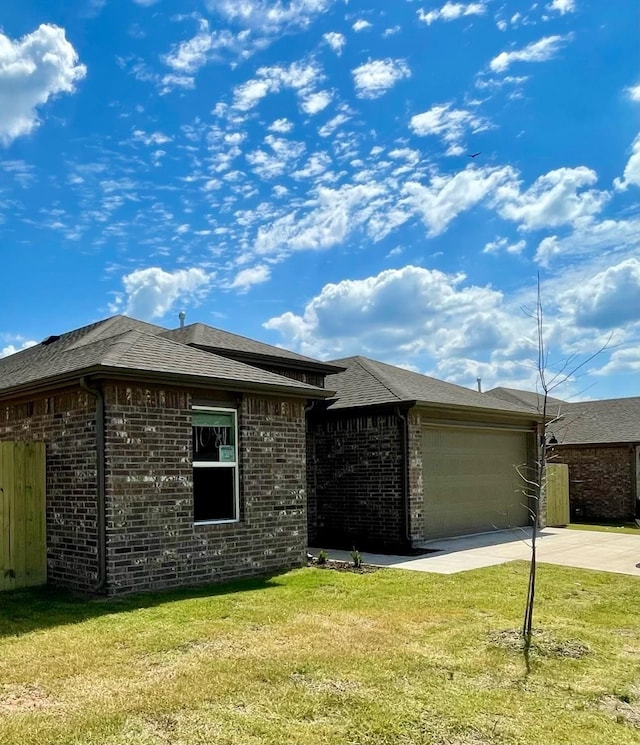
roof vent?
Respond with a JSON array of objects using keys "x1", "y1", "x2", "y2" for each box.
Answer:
[
  {"x1": 41, "y1": 335, "x2": 61, "y2": 346},
  {"x1": 178, "y1": 311, "x2": 186, "y2": 329}
]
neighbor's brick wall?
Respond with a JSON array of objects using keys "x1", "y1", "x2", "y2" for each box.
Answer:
[
  {"x1": 103, "y1": 383, "x2": 307, "y2": 594},
  {"x1": 308, "y1": 411, "x2": 406, "y2": 550},
  {"x1": 0, "y1": 389, "x2": 99, "y2": 591},
  {"x1": 553, "y1": 444, "x2": 635, "y2": 520}
]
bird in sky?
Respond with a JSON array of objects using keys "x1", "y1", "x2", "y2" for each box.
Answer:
[{"x1": 468, "y1": 152, "x2": 481, "y2": 158}]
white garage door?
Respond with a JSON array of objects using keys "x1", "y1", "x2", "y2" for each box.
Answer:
[{"x1": 423, "y1": 425, "x2": 531, "y2": 540}]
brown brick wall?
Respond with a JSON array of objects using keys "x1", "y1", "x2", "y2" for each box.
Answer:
[
  {"x1": 553, "y1": 444, "x2": 635, "y2": 520},
  {"x1": 0, "y1": 389, "x2": 99, "y2": 592},
  {"x1": 262, "y1": 366, "x2": 326, "y2": 388},
  {"x1": 406, "y1": 410, "x2": 424, "y2": 544},
  {"x1": 103, "y1": 384, "x2": 308, "y2": 594},
  {"x1": 308, "y1": 410, "x2": 406, "y2": 550}
]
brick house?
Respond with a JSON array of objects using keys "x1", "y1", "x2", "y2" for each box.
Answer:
[
  {"x1": 0, "y1": 315, "x2": 340, "y2": 595},
  {"x1": 485, "y1": 388, "x2": 640, "y2": 522},
  {"x1": 308, "y1": 357, "x2": 542, "y2": 552}
]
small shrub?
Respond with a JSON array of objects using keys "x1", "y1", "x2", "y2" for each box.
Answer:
[
  {"x1": 317, "y1": 550, "x2": 328, "y2": 566},
  {"x1": 351, "y1": 548, "x2": 362, "y2": 569}
]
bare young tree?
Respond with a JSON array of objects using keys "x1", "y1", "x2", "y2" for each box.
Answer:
[{"x1": 519, "y1": 279, "x2": 611, "y2": 658}]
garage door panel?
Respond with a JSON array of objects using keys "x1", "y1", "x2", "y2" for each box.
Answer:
[{"x1": 423, "y1": 426, "x2": 530, "y2": 539}]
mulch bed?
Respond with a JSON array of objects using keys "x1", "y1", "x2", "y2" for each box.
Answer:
[{"x1": 308, "y1": 559, "x2": 380, "y2": 574}]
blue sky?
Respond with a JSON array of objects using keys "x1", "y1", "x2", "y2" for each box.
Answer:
[{"x1": 1, "y1": 0, "x2": 638, "y2": 400}]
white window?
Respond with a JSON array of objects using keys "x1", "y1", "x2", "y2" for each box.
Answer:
[{"x1": 192, "y1": 406, "x2": 239, "y2": 523}]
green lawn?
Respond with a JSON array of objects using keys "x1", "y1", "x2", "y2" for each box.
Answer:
[
  {"x1": 567, "y1": 522, "x2": 640, "y2": 536},
  {"x1": 1, "y1": 563, "x2": 639, "y2": 745}
]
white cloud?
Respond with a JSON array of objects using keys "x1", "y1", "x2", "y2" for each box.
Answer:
[
  {"x1": 490, "y1": 35, "x2": 568, "y2": 73},
  {"x1": 318, "y1": 111, "x2": 351, "y2": 137},
  {"x1": 292, "y1": 152, "x2": 333, "y2": 180},
  {"x1": 494, "y1": 166, "x2": 609, "y2": 231},
  {"x1": 269, "y1": 117, "x2": 293, "y2": 133},
  {"x1": 232, "y1": 59, "x2": 325, "y2": 111},
  {"x1": 591, "y1": 346, "x2": 640, "y2": 376},
  {"x1": 0, "y1": 339, "x2": 37, "y2": 358},
  {"x1": 229, "y1": 264, "x2": 271, "y2": 291},
  {"x1": 117, "y1": 267, "x2": 212, "y2": 320},
  {"x1": 323, "y1": 32, "x2": 345, "y2": 54},
  {"x1": 535, "y1": 216, "x2": 640, "y2": 267},
  {"x1": 417, "y1": 2, "x2": 486, "y2": 25},
  {"x1": 352, "y1": 20, "x2": 372, "y2": 32},
  {"x1": 263, "y1": 264, "x2": 517, "y2": 366},
  {"x1": 613, "y1": 133, "x2": 640, "y2": 191},
  {"x1": 233, "y1": 77, "x2": 275, "y2": 110},
  {"x1": 561, "y1": 258, "x2": 640, "y2": 329},
  {"x1": 627, "y1": 84, "x2": 640, "y2": 102},
  {"x1": 409, "y1": 103, "x2": 489, "y2": 155},
  {"x1": 132, "y1": 0, "x2": 159, "y2": 5},
  {"x1": 0, "y1": 24, "x2": 86, "y2": 145},
  {"x1": 300, "y1": 89, "x2": 332, "y2": 114},
  {"x1": 352, "y1": 58, "x2": 411, "y2": 99},
  {"x1": 163, "y1": 20, "x2": 223, "y2": 73},
  {"x1": 483, "y1": 237, "x2": 526, "y2": 254},
  {"x1": 254, "y1": 182, "x2": 386, "y2": 257},
  {"x1": 206, "y1": 0, "x2": 336, "y2": 34},
  {"x1": 402, "y1": 165, "x2": 516, "y2": 236},
  {"x1": 132, "y1": 129, "x2": 171, "y2": 146},
  {"x1": 547, "y1": 0, "x2": 575, "y2": 13}
]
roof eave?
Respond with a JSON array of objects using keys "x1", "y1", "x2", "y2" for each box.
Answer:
[
  {"x1": 192, "y1": 345, "x2": 346, "y2": 375},
  {"x1": 415, "y1": 399, "x2": 544, "y2": 422},
  {"x1": 0, "y1": 365, "x2": 333, "y2": 402}
]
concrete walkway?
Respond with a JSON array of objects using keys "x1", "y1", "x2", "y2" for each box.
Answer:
[{"x1": 311, "y1": 527, "x2": 640, "y2": 577}]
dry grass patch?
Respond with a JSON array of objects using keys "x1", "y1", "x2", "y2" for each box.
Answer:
[{"x1": 0, "y1": 563, "x2": 638, "y2": 745}]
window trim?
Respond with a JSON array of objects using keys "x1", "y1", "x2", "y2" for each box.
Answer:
[{"x1": 192, "y1": 405, "x2": 239, "y2": 525}]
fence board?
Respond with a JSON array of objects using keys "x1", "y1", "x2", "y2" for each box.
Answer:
[
  {"x1": 0, "y1": 442, "x2": 47, "y2": 591},
  {"x1": 546, "y1": 463, "x2": 570, "y2": 526}
]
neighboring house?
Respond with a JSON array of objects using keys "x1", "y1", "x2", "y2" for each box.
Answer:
[
  {"x1": 0, "y1": 315, "x2": 339, "y2": 595},
  {"x1": 551, "y1": 398, "x2": 640, "y2": 521},
  {"x1": 481, "y1": 386, "x2": 566, "y2": 417},
  {"x1": 307, "y1": 357, "x2": 542, "y2": 552},
  {"x1": 485, "y1": 388, "x2": 640, "y2": 521}
]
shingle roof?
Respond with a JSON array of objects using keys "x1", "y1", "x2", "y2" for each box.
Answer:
[
  {"x1": 553, "y1": 397, "x2": 640, "y2": 445},
  {"x1": 484, "y1": 386, "x2": 566, "y2": 413},
  {"x1": 0, "y1": 318, "x2": 330, "y2": 399},
  {"x1": 161, "y1": 323, "x2": 343, "y2": 373},
  {"x1": 324, "y1": 357, "x2": 538, "y2": 416}
]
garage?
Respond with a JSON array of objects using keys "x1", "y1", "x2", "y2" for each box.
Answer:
[{"x1": 423, "y1": 425, "x2": 532, "y2": 540}]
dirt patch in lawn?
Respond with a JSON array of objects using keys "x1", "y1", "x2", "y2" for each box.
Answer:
[
  {"x1": 0, "y1": 683, "x2": 56, "y2": 713},
  {"x1": 489, "y1": 629, "x2": 591, "y2": 659},
  {"x1": 599, "y1": 685, "x2": 640, "y2": 729}
]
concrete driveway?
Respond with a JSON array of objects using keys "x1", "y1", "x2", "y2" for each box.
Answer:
[{"x1": 312, "y1": 527, "x2": 640, "y2": 577}]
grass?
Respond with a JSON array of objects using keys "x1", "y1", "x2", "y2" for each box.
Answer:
[
  {"x1": 0, "y1": 563, "x2": 639, "y2": 745},
  {"x1": 567, "y1": 521, "x2": 640, "y2": 536}
]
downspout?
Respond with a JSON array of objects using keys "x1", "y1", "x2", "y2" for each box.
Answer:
[
  {"x1": 396, "y1": 407, "x2": 412, "y2": 547},
  {"x1": 80, "y1": 377, "x2": 107, "y2": 593}
]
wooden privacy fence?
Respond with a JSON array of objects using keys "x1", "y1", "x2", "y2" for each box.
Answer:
[
  {"x1": 0, "y1": 441, "x2": 47, "y2": 591},
  {"x1": 545, "y1": 463, "x2": 570, "y2": 527}
]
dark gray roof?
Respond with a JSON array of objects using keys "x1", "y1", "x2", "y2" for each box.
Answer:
[
  {"x1": 161, "y1": 323, "x2": 343, "y2": 373},
  {"x1": 484, "y1": 386, "x2": 566, "y2": 413},
  {"x1": 324, "y1": 357, "x2": 539, "y2": 416},
  {"x1": 0, "y1": 317, "x2": 330, "y2": 399},
  {"x1": 553, "y1": 397, "x2": 640, "y2": 445}
]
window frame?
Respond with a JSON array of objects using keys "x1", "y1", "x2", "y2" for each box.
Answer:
[{"x1": 192, "y1": 405, "x2": 240, "y2": 525}]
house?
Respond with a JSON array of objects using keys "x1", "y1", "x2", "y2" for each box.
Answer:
[
  {"x1": 307, "y1": 357, "x2": 543, "y2": 552},
  {"x1": 485, "y1": 388, "x2": 640, "y2": 521},
  {"x1": 0, "y1": 315, "x2": 341, "y2": 595}
]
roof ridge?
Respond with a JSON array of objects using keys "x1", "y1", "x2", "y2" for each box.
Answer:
[{"x1": 355, "y1": 356, "x2": 403, "y2": 402}]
